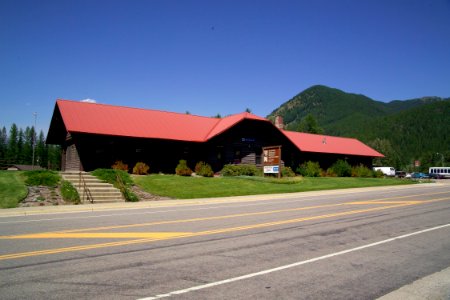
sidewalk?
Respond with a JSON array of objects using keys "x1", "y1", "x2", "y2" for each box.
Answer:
[
  {"x1": 0, "y1": 183, "x2": 443, "y2": 218},
  {"x1": 378, "y1": 266, "x2": 450, "y2": 300}
]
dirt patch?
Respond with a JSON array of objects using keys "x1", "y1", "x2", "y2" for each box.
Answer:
[
  {"x1": 20, "y1": 185, "x2": 170, "y2": 207},
  {"x1": 20, "y1": 186, "x2": 67, "y2": 207}
]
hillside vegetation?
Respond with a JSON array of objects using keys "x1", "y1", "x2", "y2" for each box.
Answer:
[{"x1": 268, "y1": 85, "x2": 450, "y2": 170}]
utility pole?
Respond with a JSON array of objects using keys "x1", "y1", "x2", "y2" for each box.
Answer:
[{"x1": 32, "y1": 112, "x2": 37, "y2": 170}]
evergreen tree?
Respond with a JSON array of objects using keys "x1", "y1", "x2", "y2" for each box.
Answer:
[
  {"x1": 6, "y1": 124, "x2": 18, "y2": 163},
  {"x1": 0, "y1": 126, "x2": 7, "y2": 162},
  {"x1": 368, "y1": 138, "x2": 400, "y2": 169},
  {"x1": 47, "y1": 145, "x2": 61, "y2": 170},
  {"x1": 23, "y1": 127, "x2": 33, "y2": 165},
  {"x1": 17, "y1": 128, "x2": 25, "y2": 163},
  {"x1": 297, "y1": 114, "x2": 324, "y2": 134},
  {"x1": 36, "y1": 130, "x2": 47, "y2": 167}
]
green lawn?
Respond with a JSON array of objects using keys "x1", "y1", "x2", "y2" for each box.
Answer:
[
  {"x1": 133, "y1": 175, "x2": 416, "y2": 199},
  {"x1": 0, "y1": 171, "x2": 28, "y2": 208}
]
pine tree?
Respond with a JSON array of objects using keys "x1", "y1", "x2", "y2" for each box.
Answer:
[
  {"x1": 36, "y1": 130, "x2": 47, "y2": 167},
  {"x1": 0, "y1": 126, "x2": 7, "y2": 163},
  {"x1": 297, "y1": 114, "x2": 324, "y2": 134},
  {"x1": 6, "y1": 124, "x2": 18, "y2": 163}
]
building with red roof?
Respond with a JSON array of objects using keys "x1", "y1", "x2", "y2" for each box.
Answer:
[{"x1": 47, "y1": 100, "x2": 383, "y2": 172}]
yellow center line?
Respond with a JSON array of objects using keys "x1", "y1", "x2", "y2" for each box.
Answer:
[
  {"x1": 0, "y1": 202, "x2": 421, "y2": 261},
  {"x1": 4, "y1": 191, "x2": 447, "y2": 238},
  {"x1": 1, "y1": 203, "x2": 345, "y2": 239},
  {"x1": 4, "y1": 232, "x2": 190, "y2": 239},
  {"x1": 1, "y1": 194, "x2": 448, "y2": 261}
]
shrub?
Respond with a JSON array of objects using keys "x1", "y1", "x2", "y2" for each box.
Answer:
[
  {"x1": 373, "y1": 170, "x2": 384, "y2": 178},
  {"x1": 133, "y1": 162, "x2": 150, "y2": 175},
  {"x1": 329, "y1": 160, "x2": 352, "y2": 177},
  {"x1": 325, "y1": 168, "x2": 337, "y2": 177},
  {"x1": 195, "y1": 161, "x2": 214, "y2": 177},
  {"x1": 351, "y1": 165, "x2": 373, "y2": 178},
  {"x1": 23, "y1": 170, "x2": 60, "y2": 186},
  {"x1": 92, "y1": 169, "x2": 138, "y2": 202},
  {"x1": 220, "y1": 164, "x2": 262, "y2": 176},
  {"x1": 297, "y1": 161, "x2": 322, "y2": 177},
  {"x1": 92, "y1": 169, "x2": 133, "y2": 186},
  {"x1": 175, "y1": 160, "x2": 193, "y2": 176},
  {"x1": 112, "y1": 160, "x2": 129, "y2": 172},
  {"x1": 60, "y1": 180, "x2": 80, "y2": 204},
  {"x1": 281, "y1": 166, "x2": 296, "y2": 177},
  {"x1": 120, "y1": 186, "x2": 139, "y2": 202}
]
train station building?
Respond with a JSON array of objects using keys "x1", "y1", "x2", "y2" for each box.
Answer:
[{"x1": 46, "y1": 100, "x2": 383, "y2": 172}]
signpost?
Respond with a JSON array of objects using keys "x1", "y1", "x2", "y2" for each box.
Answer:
[{"x1": 262, "y1": 146, "x2": 281, "y2": 178}]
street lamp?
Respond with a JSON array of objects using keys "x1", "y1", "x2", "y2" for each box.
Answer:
[{"x1": 32, "y1": 112, "x2": 37, "y2": 170}]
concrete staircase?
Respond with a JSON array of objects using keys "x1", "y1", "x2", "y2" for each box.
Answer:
[{"x1": 61, "y1": 172, "x2": 124, "y2": 203}]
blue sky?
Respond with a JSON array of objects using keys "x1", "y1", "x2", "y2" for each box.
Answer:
[{"x1": 1, "y1": 0, "x2": 450, "y2": 135}]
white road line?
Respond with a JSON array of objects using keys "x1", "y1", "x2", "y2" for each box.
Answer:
[{"x1": 137, "y1": 223, "x2": 450, "y2": 300}]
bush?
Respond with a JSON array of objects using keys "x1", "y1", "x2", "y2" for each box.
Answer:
[
  {"x1": 112, "y1": 160, "x2": 129, "y2": 172},
  {"x1": 92, "y1": 169, "x2": 138, "y2": 202},
  {"x1": 23, "y1": 170, "x2": 60, "y2": 186},
  {"x1": 133, "y1": 162, "x2": 150, "y2": 175},
  {"x1": 92, "y1": 169, "x2": 133, "y2": 186},
  {"x1": 120, "y1": 186, "x2": 139, "y2": 202},
  {"x1": 220, "y1": 164, "x2": 262, "y2": 176},
  {"x1": 60, "y1": 180, "x2": 80, "y2": 204},
  {"x1": 281, "y1": 166, "x2": 296, "y2": 177},
  {"x1": 297, "y1": 161, "x2": 322, "y2": 177},
  {"x1": 325, "y1": 168, "x2": 337, "y2": 177},
  {"x1": 195, "y1": 161, "x2": 214, "y2": 177},
  {"x1": 329, "y1": 160, "x2": 352, "y2": 177},
  {"x1": 373, "y1": 170, "x2": 384, "y2": 178},
  {"x1": 351, "y1": 165, "x2": 373, "y2": 178},
  {"x1": 175, "y1": 160, "x2": 193, "y2": 176}
]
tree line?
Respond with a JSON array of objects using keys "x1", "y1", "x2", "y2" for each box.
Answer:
[{"x1": 0, "y1": 124, "x2": 61, "y2": 170}]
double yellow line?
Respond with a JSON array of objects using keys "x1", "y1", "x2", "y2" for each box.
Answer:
[{"x1": 1, "y1": 192, "x2": 449, "y2": 261}]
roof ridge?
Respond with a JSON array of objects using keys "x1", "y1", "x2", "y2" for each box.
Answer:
[
  {"x1": 56, "y1": 99, "x2": 217, "y2": 121},
  {"x1": 202, "y1": 116, "x2": 230, "y2": 141}
]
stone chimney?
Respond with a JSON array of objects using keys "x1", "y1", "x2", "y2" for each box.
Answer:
[{"x1": 274, "y1": 116, "x2": 284, "y2": 129}]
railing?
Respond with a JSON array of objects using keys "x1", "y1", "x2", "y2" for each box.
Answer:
[{"x1": 79, "y1": 171, "x2": 94, "y2": 203}]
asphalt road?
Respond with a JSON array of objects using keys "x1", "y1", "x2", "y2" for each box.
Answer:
[{"x1": 1, "y1": 183, "x2": 449, "y2": 299}]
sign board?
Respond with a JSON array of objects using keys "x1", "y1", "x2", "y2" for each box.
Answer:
[
  {"x1": 415, "y1": 160, "x2": 421, "y2": 167},
  {"x1": 263, "y1": 147, "x2": 281, "y2": 165},
  {"x1": 263, "y1": 146, "x2": 282, "y2": 178},
  {"x1": 264, "y1": 165, "x2": 279, "y2": 174}
]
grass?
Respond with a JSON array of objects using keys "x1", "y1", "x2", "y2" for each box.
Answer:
[
  {"x1": 133, "y1": 175, "x2": 416, "y2": 199},
  {"x1": 0, "y1": 171, "x2": 28, "y2": 208}
]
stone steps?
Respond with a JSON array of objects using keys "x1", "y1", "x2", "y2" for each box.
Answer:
[{"x1": 61, "y1": 172, "x2": 124, "y2": 203}]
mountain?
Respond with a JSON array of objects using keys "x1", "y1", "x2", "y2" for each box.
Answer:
[{"x1": 268, "y1": 85, "x2": 450, "y2": 170}]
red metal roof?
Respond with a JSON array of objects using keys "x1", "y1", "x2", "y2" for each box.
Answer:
[
  {"x1": 282, "y1": 130, "x2": 384, "y2": 157},
  {"x1": 56, "y1": 100, "x2": 268, "y2": 142},
  {"x1": 54, "y1": 99, "x2": 383, "y2": 157}
]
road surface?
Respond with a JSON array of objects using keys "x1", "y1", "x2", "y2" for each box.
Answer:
[{"x1": 1, "y1": 183, "x2": 449, "y2": 299}]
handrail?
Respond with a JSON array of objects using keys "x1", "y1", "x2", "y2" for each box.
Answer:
[{"x1": 79, "y1": 171, "x2": 94, "y2": 203}]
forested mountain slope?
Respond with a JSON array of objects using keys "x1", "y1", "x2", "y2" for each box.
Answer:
[{"x1": 268, "y1": 85, "x2": 449, "y2": 169}]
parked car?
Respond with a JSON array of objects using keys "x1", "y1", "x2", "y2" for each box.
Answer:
[
  {"x1": 410, "y1": 172, "x2": 430, "y2": 179},
  {"x1": 428, "y1": 173, "x2": 444, "y2": 179},
  {"x1": 395, "y1": 171, "x2": 406, "y2": 178}
]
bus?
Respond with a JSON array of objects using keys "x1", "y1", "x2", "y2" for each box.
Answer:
[{"x1": 429, "y1": 167, "x2": 450, "y2": 179}]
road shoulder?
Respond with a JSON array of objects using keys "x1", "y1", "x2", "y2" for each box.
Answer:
[{"x1": 378, "y1": 266, "x2": 450, "y2": 300}]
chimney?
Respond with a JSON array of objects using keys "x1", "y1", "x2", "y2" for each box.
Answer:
[{"x1": 274, "y1": 116, "x2": 284, "y2": 129}]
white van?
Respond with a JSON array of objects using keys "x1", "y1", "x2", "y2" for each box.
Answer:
[{"x1": 373, "y1": 167, "x2": 395, "y2": 176}]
